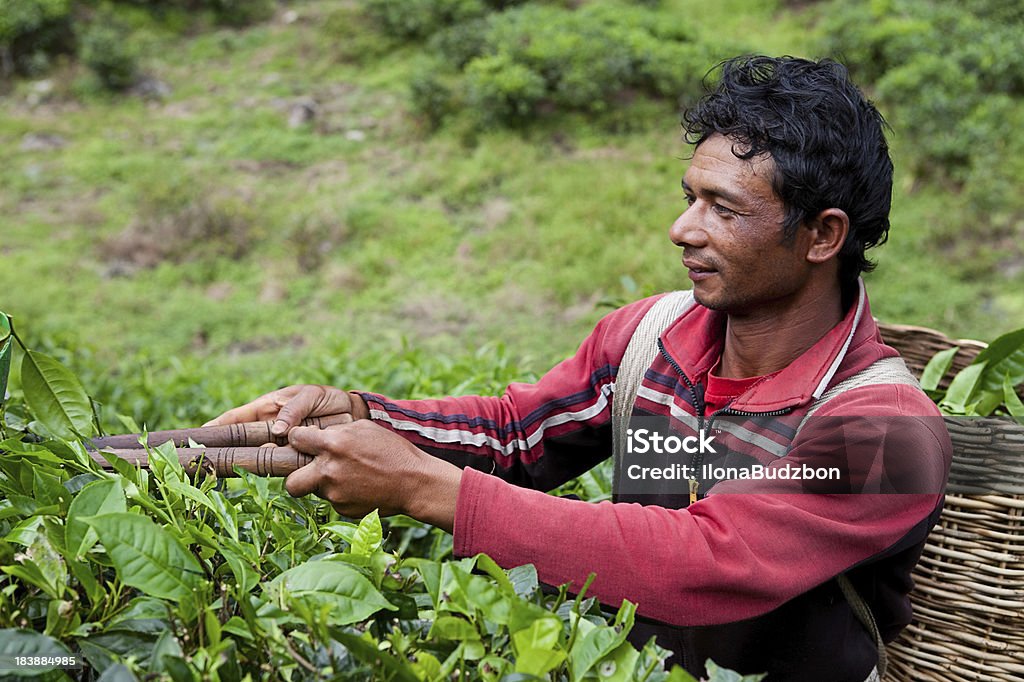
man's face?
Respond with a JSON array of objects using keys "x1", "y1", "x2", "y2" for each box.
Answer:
[{"x1": 669, "y1": 134, "x2": 814, "y2": 315}]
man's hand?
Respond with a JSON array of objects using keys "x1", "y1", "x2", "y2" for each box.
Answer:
[
  {"x1": 285, "y1": 421, "x2": 462, "y2": 532},
  {"x1": 204, "y1": 384, "x2": 369, "y2": 436}
]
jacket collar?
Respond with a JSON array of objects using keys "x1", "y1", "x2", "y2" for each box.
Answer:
[{"x1": 659, "y1": 279, "x2": 877, "y2": 412}]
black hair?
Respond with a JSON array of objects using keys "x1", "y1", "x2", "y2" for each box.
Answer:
[{"x1": 682, "y1": 55, "x2": 892, "y2": 291}]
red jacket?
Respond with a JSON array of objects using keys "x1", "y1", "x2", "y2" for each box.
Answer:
[{"x1": 360, "y1": 286, "x2": 951, "y2": 680}]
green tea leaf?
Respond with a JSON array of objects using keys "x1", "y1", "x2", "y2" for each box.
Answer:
[
  {"x1": 0, "y1": 312, "x2": 11, "y2": 405},
  {"x1": 329, "y1": 630, "x2": 420, "y2": 682},
  {"x1": 207, "y1": 490, "x2": 239, "y2": 542},
  {"x1": 166, "y1": 479, "x2": 220, "y2": 526},
  {"x1": 442, "y1": 563, "x2": 513, "y2": 625},
  {"x1": 86, "y1": 512, "x2": 205, "y2": 601},
  {"x1": 322, "y1": 520, "x2": 358, "y2": 544},
  {"x1": 19, "y1": 350, "x2": 95, "y2": 440},
  {"x1": 569, "y1": 600, "x2": 635, "y2": 680},
  {"x1": 1004, "y1": 374, "x2": 1024, "y2": 417},
  {"x1": 350, "y1": 510, "x2": 383, "y2": 556},
  {"x1": 406, "y1": 558, "x2": 442, "y2": 606},
  {"x1": 940, "y1": 362, "x2": 987, "y2": 414},
  {"x1": 595, "y1": 641, "x2": 640, "y2": 682},
  {"x1": 508, "y1": 564, "x2": 539, "y2": 598},
  {"x1": 2, "y1": 525, "x2": 68, "y2": 599},
  {"x1": 973, "y1": 328, "x2": 1024, "y2": 368},
  {"x1": 147, "y1": 440, "x2": 185, "y2": 485},
  {"x1": 32, "y1": 468, "x2": 67, "y2": 509},
  {"x1": 920, "y1": 346, "x2": 959, "y2": 392},
  {"x1": 270, "y1": 561, "x2": 396, "y2": 625},
  {"x1": 69, "y1": 558, "x2": 103, "y2": 608},
  {"x1": 410, "y1": 651, "x2": 444, "y2": 681},
  {"x1": 512, "y1": 617, "x2": 566, "y2": 676},
  {"x1": 971, "y1": 389, "x2": 1005, "y2": 417},
  {"x1": 221, "y1": 547, "x2": 259, "y2": 594},
  {"x1": 221, "y1": 617, "x2": 253, "y2": 641},
  {"x1": 0, "y1": 629, "x2": 74, "y2": 678},
  {"x1": 969, "y1": 328, "x2": 1024, "y2": 411},
  {"x1": 67, "y1": 479, "x2": 126, "y2": 559},
  {"x1": 438, "y1": 641, "x2": 486, "y2": 677},
  {"x1": 148, "y1": 629, "x2": 184, "y2": 674},
  {"x1": 472, "y1": 553, "x2": 515, "y2": 595},
  {"x1": 429, "y1": 615, "x2": 481, "y2": 641},
  {"x1": 4, "y1": 516, "x2": 44, "y2": 545}
]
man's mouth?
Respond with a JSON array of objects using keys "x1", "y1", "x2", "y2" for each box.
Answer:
[{"x1": 683, "y1": 259, "x2": 717, "y2": 280}]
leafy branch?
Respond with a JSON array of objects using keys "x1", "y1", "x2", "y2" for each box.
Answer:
[{"x1": 922, "y1": 327, "x2": 1024, "y2": 417}]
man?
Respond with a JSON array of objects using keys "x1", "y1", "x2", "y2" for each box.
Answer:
[{"x1": 209, "y1": 56, "x2": 951, "y2": 680}]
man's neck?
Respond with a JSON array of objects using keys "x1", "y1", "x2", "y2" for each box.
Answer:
[{"x1": 717, "y1": 284, "x2": 846, "y2": 379}]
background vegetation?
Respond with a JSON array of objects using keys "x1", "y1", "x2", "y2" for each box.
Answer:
[{"x1": 2, "y1": 0, "x2": 1021, "y2": 432}]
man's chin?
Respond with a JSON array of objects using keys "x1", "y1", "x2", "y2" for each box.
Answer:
[
  {"x1": 691, "y1": 288, "x2": 724, "y2": 311},
  {"x1": 692, "y1": 289, "x2": 749, "y2": 314}
]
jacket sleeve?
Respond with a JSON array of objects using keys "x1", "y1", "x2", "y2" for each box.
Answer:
[
  {"x1": 452, "y1": 384, "x2": 952, "y2": 627},
  {"x1": 357, "y1": 296, "x2": 661, "y2": 491}
]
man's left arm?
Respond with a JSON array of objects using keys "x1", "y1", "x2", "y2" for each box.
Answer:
[
  {"x1": 284, "y1": 384, "x2": 951, "y2": 627},
  {"x1": 450, "y1": 403, "x2": 951, "y2": 626}
]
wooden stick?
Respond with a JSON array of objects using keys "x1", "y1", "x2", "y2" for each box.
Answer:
[
  {"x1": 92, "y1": 446, "x2": 314, "y2": 478},
  {"x1": 89, "y1": 413, "x2": 352, "y2": 450}
]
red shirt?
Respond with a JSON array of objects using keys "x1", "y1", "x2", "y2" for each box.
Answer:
[{"x1": 703, "y1": 363, "x2": 778, "y2": 413}]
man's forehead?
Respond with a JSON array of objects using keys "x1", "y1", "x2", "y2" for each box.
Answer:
[{"x1": 684, "y1": 135, "x2": 777, "y2": 193}]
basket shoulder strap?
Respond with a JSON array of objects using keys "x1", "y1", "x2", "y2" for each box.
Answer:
[
  {"x1": 803, "y1": 356, "x2": 920, "y2": 419},
  {"x1": 838, "y1": 573, "x2": 888, "y2": 679},
  {"x1": 799, "y1": 355, "x2": 919, "y2": 681},
  {"x1": 612, "y1": 290, "x2": 695, "y2": 421},
  {"x1": 611, "y1": 291, "x2": 694, "y2": 491}
]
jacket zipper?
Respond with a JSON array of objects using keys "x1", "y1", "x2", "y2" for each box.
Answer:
[{"x1": 657, "y1": 339, "x2": 793, "y2": 503}]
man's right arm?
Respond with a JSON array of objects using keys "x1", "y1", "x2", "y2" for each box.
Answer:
[
  {"x1": 204, "y1": 384, "x2": 367, "y2": 431},
  {"x1": 206, "y1": 296, "x2": 666, "y2": 491}
]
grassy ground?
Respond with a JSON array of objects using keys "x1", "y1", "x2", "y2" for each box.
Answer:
[{"x1": 1, "y1": 0, "x2": 1021, "y2": 427}]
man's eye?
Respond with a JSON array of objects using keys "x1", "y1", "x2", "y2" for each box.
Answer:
[
  {"x1": 713, "y1": 204, "x2": 736, "y2": 217},
  {"x1": 684, "y1": 195, "x2": 696, "y2": 207}
]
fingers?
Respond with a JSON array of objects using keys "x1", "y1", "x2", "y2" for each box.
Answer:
[
  {"x1": 202, "y1": 386, "x2": 305, "y2": 427},
  {"x1": 284, "y1": 425, "x2": 338, "y2": 499},
  {"x1": 203, "y1": 402, "x2": 264, "y2": 427},
  {"x1": 283, "y1": 422, "x2": 427, "y2": 520},
  {"x1": 286, "y1": 424, "x2": 333, "y2": 453},
  {"x1": 272, "y1": 386, "x2": 330, "y2": 436},
  {"x1": 283, "y1": 425, "x2": 329, "y2": 498},
  {"x1": 285, "y1": 460, "x2": 320, "y2": 498},
  {"x1": 285, "y1": 425, "x2": 345, "y2": 501}
]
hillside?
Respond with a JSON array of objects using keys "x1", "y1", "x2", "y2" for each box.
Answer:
[{"x1": 2, "y1": 0, "x2": 1021, "y2": 427}]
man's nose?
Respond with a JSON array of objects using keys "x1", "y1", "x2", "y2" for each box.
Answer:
[{"x1": 669, "y1": 206, "x2": 707, "y2": 248}]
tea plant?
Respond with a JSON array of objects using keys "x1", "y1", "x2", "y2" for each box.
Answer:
[
  {"x1": 0, "y1": 311, "x2": 761, "y2": 680},
  {"x1": 920, "y1": 326, "x2": 1024, "y2": 417}
]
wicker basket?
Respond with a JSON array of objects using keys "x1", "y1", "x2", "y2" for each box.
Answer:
[{"x1": 877, "y1": 322, "x2": 1024, "y2": 681}]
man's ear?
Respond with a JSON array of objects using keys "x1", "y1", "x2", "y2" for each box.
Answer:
[{"x1": 805, "y1": 208, "x2": 849, "y2": 264}]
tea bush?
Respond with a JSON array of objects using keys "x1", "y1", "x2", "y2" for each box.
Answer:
[
  {"x1": 362, "y1": 0, "x2": 488, "y2": 40},
  {"x1": 464, "y1": 53, "x2": 547, "y2": 127},
  {"x1": 79, "y1": 16, "x2": 138, "y2": 91},
  {"x1": 821, "y1": 0, "x2": 1024, "y2": 179},
  {"x1": 820, "y1": 0, "x2": 1024, "y2": 257},
  {"x1": 0, "y1": 0, "x2": 75, "y2": 77},
  {"x1": 0, "y1": 0, "x2": 275, "y2": 88},
  {"x1": 361, "y1": 0, "x2": 746, "y2": 130},
  {"x1": 0, "y1": 313, "x2": 769, "y2": 680}
]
